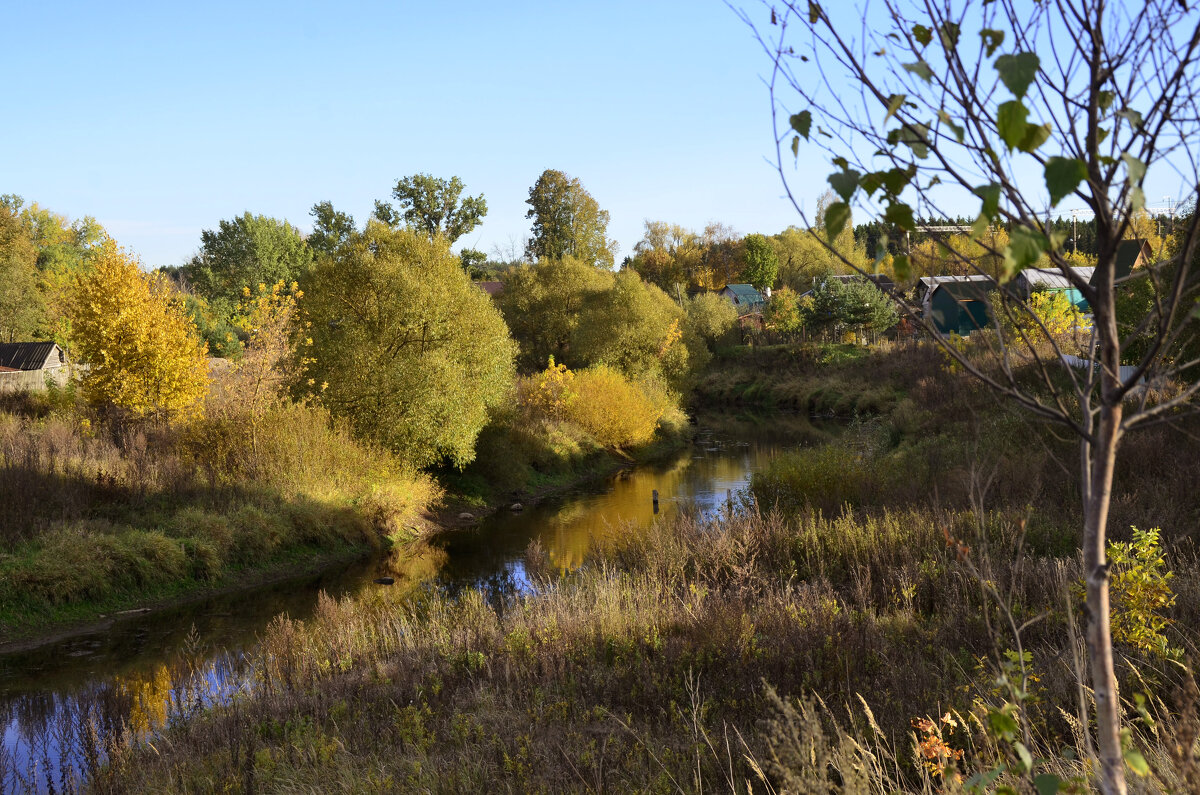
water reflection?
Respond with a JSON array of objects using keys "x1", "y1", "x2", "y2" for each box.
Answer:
[{"x1": 0, "y1": 411, "x2": 831, "y2": 791}]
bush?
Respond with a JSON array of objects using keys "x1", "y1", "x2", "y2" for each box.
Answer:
[{"x1": 563, "y1": 366, "x2": 669, "y2": 449}]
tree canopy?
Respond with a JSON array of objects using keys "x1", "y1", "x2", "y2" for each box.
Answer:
[
  {"x1": 186, "y1": 213, "x2": 314, "y2": 310},
  {"x1": 525, "y1": 170, "x2": 616, "y2": 268},
  {"x1": 375, "y1": 174, "x2": 488, "y2": 244},
  {"x1": 299, "y1": 224, "x2": 515, "y2": 468},
  {"x1": 69, "y1": 242, "x2": 209, "y2": 421}
]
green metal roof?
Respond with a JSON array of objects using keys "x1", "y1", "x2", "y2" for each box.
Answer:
[{"x1": 722, "y1": 283, "x2": 763, "y2": 302}]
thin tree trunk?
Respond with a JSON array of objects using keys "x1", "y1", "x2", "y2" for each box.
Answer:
[{"x1": 1084, "y1": 317, "x2": 1126, "y2": 794}]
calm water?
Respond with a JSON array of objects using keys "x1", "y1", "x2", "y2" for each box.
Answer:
[{"x1": 0, "y1": 412, "x2": 831, "y2": 791}]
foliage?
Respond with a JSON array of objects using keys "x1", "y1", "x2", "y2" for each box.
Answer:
[
  {"x1": 376, "y1": 173, "x2": 487, "y2": 244},
  {"x1": 68, "y1": 242, "x2": 209, "y2": 422},
  {"x1": 685, "y1": 291, "x2": 739, "y2": 345},
  {"x1": 181, "y1": 293, "x2": 241, "y2": 359},
  {"x1": 308, "y1": 201, "x2": 357, "y2": 259},
  {"x1": 1106, "y1": 526, "x2": 1178, "y2": 660},
  {"x1": 763, "y1": 285, "x2": 804, "y2": 334},
  {"x1": 564, "y1": 365, "x2": 669, "y2": 449},
  {"x1": 518, "y1": 360, "x2": 670, "y2": 450},
  {"x1": 298, "y1": 224, "x2": 516, "y2": 468},
  {"x1": 185, "y1": 212, "x2": 315, "y2": 311},
  {"x1": 524, "y1": 169, "x2": 616, "y2": 268},
  {"x1": 802, "y1": 276, "x2": 897, "y2": 339},
  {"x1": 995, "y1": 289, "x2": 1090, "y2": 342},
  {"x1": 497, "y1": 256, "x2": 614, "y2": 372},
  {"x1": 570, "y1": 270, "x2": 710, "y2": 393},
  {"x1": 741, "y1": 233, "x2": 780, "y2": 290},
  {"x1": 626, "y1": 220, "x2": 707, "y2": 291},
  {"x1": 520, "y1": 357, "x2": 576, "y2": 421},
  {"x1": 0, "y1": 205, "x2": 44, "y2": 342}
]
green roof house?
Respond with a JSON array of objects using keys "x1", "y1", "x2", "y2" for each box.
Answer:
[
  {"x1": 916, "y1": 275, "x2": 998, "y2": 336},
  {"x1": 718, "y1": 283, "x2": 764, "y2": 315}
]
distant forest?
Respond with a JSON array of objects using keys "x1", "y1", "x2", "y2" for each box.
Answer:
[{"x1": 855, "y1": 209, "x2": 1187, "y2": 258}]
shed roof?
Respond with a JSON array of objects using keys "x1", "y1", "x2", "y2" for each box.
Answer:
[
  {"x1": 0, "y1": 342, "x2": 62, "y2": 371},
  {"x1": 1089, "y1": 239, "x2": 1152, "y2": 288},
  {"x1": 476, "y1": 281, "x2": 504, "y2": 297},
  {"x1": 721, "y1": 283, "x2": 764, "y2": 301},
  {"x1": 1019, "y1": 267, "x2": 1095, "y2": 290}
]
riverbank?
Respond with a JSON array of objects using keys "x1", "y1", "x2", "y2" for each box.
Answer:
[
  {"x1": 93, "y1": 507, "x2": 1200, "y2": 793},
  {"x1": 0, "y1": 396, "x2": 438, "y2": 646}
]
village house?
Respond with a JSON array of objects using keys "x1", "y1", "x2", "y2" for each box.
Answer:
[{"x1": 0, "y1": 342, "x2": 69, "y2": 392}]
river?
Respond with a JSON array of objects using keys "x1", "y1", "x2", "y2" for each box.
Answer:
[{"x1": 0, "y1": 412, "x2": 830, "y2": 791}]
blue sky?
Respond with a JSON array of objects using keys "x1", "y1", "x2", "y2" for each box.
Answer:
[{"x1": 1, "y1": 1, "x2": 812, "y2": 267}]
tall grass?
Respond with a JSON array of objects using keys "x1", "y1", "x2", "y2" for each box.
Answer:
[
  {"x1": 84, "y1": 507, "x2": 1199, "y2": 793},
  {"x1": 0, "y1": 394, "x2": 436, "y2": 633}
]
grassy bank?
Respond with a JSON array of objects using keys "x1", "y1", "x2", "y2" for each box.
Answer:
[
  {"x1": 0, "y1": 389, "x2": 436, "y2": 642},
  {"x1": 86, "y1": 506, "x2": 1200, "y2": 793}
]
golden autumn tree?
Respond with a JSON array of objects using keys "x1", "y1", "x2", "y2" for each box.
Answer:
[{"x1": 69, "y1": 242, "x2": 209, "y2": 421}]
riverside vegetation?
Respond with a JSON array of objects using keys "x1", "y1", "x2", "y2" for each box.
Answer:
[{"x1": 45, "y1": 339, "x2": 1200, "y2": 793}]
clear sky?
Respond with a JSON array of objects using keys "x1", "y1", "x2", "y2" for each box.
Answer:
[{"x1": 1, "y1": 1, "x2": 815, "y2": 268}]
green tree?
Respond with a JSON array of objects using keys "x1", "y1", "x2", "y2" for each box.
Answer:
[
  {"x1": 374, "y1": 174, "x2": 487, "y2": 245},
  {"x1": 571, "y1": 270, "x2": 710, "y2": 393},
  {"x1": 685, "y1": 291, "x2": 739, "y2": 346},
  {"x1": 299, "y1": 224, "x2": 515, "y2": 468},
  {"x1": 525, "y1": 169, "x2": 616, "y2": 268},
  {"x1": 186, "y1": 213, "x2": 315, "y2": 310},
  {"x1": 740, "y1": 233, "x2": 779, "y2": 290},
  {"x1": 0, "y1": 205, "x2": 44, "y2": 342},
  {"x1": 497, "y1": 256, "x2": 615, "y2": 372},
  {"x1": 308, "y1": 201, "x2": 357, "y2": 259}
]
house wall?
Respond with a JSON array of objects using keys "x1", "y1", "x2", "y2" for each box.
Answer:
[{"x1": 0, "y1": 368, "x2": 70, "y2": 393}]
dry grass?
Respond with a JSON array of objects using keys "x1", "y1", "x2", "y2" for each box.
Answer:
[
  {"x1": 74, "y1": 506, "x2": 1200, "y2": 793},
  {"x1": 0, "y1": 393, "x2": 436, "y2": 632}
]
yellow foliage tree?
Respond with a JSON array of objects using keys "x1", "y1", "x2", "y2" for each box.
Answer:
[{"x1": 69, "y1": 242, "x2": 209, "y2": 421}]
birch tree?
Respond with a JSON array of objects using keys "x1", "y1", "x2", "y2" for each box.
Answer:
[{"x1": 736, "y1": 2, "x2": 1200, "y2": 792}]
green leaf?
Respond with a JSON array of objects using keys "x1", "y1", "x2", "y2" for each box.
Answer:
[
  {"x1": 889, "y1": 124, "x2": 930, "y2": 158},
  {"x1": 938, "y1": 110, "x2": 965, "y2": 143},
  {"x1": 791, "y1": 135, "x2": 800, "y2": 159},
  {"x1": 1014, "y1": 741, "x2": 1034, "y2": 773},
  {"x1": 832, "y1": 155, "x2": 849, "y2": 169},
  {"x1": 980, "y1": 28, "x2": 1005, "y2": 57},
  {"x1": 996, "y1": 100, "x2": 1029, "y2": 151},
  {"x1": 1018, "y1": 122, "x2": 1051, "y2": 153},
  {"x1": 1004, "y1": 225, "x2": 1047, "y2": 279},
  {"x1": 1097, "y1": 127, "x2": 1110, "y2": 145},
  {"x1": 903, "y1": 60, "x2": 934, "y2": 83},
  {"x1": 859, "y1": 171, "x2": 884, "y2": 197},
  {"x1": 1044, "y1": 157, "x2": 1088, "y2": 205},
  {"x1": 824, "y1": 201, "x2": 851, "y2": 241},
  {"x1": 1098, "y1": 90, "x2": 1116, "y2": 111},
  {"x1": 885, "y1": 93, "x2": 906, "y2": 122},
  {"x1": 1125, "y1": 747, "x2": 1150, "y2": 777},
  {"x1": 790, "y1": 111, "x2": 813, "y2": 140},
  {"x1": 987, "y1": 708, "x2": 1020, "y2": 741},
  {"x1": 972, "y1": 183, "x2": 1002, "y2": 236},
  {"x1": 808, "y1": 1, "x2": 821, "y2": 23},
  {"x1": 828, "y1": 170, "x2": 861, "y2": 202},
  {"x1": 884, "y1": 201, "x2": 915, "y2": 231},
  {"x1": 1117, "y1": 108, "x2": 1143, "y2": 129},
  {"x1": 912, "y1": 24, "x2": 932, "y2": 46},
  {"x1": 882, "y1": 164, "x2": 917, "y2": 194},
  {"x1": 1122, "y1": 152, "x2": 1147, "y2": 184},
  {"x1": 891, "y1": 252, "x2": 910, "y2": 279},
  {"x1": 938, "y1": 22, "x2": 961, "y2": 49},
  {"x1": 1033, "y1": 773, "x2": 1062, "y2": 795},
  {"x1": 995, "y1": 51, "x2": 1040, "y2": 98}
]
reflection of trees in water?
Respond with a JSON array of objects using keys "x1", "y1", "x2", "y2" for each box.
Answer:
[{"x1": 0, "y1": 648, "x2": 251, "y2": 792}]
